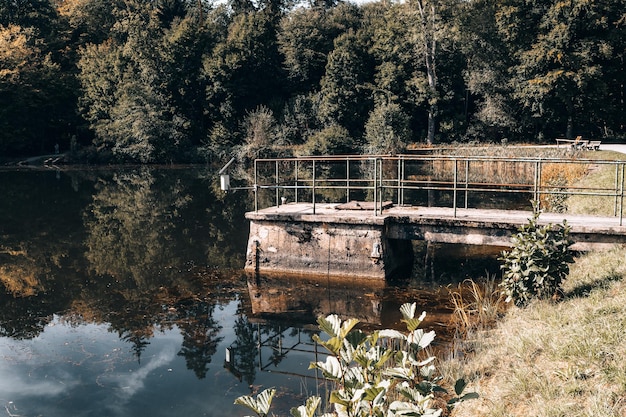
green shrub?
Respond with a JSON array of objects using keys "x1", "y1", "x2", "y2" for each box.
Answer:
[
  {"x1": 298, "y1": 124, "x2": 358, "y2": 156},
  {"x1": 499, "y1": 204, "x2": 575, "y2": 306},
  {"x1": 363, "y1": 101, "x2": 412, "y2": 155},
  {"x1": 235, "y1": 303, "x2": 477, "y2": 417}
]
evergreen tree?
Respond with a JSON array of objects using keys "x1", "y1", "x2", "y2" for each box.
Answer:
[
  {"x1": 458, "y1": 0, "x2": 518, "y2": 141},
  {"x1": 204, "y1": 8, "x2": 287, "y2": 141},
  {"x1": 364, "y1": 101, "x2": 412, "y2": 154},
  {"x1": 317, "y1": 29, "x2": 373, "y2": 138},
  {"x1": 496, "y1": 0, "x2": 624, "y2": 139}
]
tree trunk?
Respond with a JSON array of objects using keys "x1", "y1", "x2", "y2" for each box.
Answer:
[
  {"x1": 566, "y1": 97, "x2": 574, "y2": 139},
  {"x1": 427, "y1": 104, "x2": 437, "y2": 145},
  {"x1": 417, "y1": 0, "x2": 438, "y2": 145}
]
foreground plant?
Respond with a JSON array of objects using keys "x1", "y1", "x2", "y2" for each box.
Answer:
[
  {"x1": 235, "y1": 303, "x2": 477, "y2": 417},
  {"x1": 499, "y1": 204, "x2": 574, "y2": 306}
]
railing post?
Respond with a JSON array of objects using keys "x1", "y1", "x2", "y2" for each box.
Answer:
[
  {"x1": 537, "y1": 158, "x2": 543, "y2": 208},
  {"x1": 276, "y1": 160, "x2": 280, "y2": 207},
  {"x1": 254, "y1": 159, "x2": 258, "y2": 212},
  {"x1": 396, "y1": 157, "x2": 401, "y2": 206},
  {"x1": 619, "y1": 163, "x2": 625, "y2": 226},
  {"x1": 373, "y1": 158, "x2": 378, "y2": 216},
  {"x1": 614, "y1": 163, "x2": 619, "y2": 217},
  {"x1": 379, "y1": 158, "x2": 383, "y2": 214},
  {"x1": 400, "y1": 156, "x2": 405, "y2": 206},
  {"x1": 312, "y1": 159, "x2": 316, "y2": 214},
  {"x1": 295, "y1": 159, "x2": 299, "y2": 203},
  {"x1": 464, "y1": 159, "x2": 469, "y2": 209},
  {"x1": 533, "y1": 160, "x2": 540, "y2": 205},
  {"x1": 346, "y1": 158, "x2": 350, "y2": 203},
  {"x1": 453, "y1": 158, "x2": 458, "y2": 217}
]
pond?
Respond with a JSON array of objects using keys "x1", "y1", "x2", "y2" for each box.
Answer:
[{"x1": 0, "y1": 166, "x2": 504, "y2": 417}]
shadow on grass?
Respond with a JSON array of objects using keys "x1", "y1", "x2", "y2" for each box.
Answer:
[{"x1": 564, "y1": 271, "x2": 624, "y2": 299}]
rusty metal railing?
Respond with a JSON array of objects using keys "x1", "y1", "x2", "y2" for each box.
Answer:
[{"x1": 238, "y1": 154, "x2": 625, "y2": 226}]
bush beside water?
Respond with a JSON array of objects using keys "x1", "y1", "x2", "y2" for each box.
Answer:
[{"x1": 499, "y1": 204, "x2": 575, "y2": 306}]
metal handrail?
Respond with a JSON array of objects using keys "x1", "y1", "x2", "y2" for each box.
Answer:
[{"x1": 246, "y1": 154, "x2": 626, "y2": 226}]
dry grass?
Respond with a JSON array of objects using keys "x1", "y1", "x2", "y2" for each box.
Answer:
[
  {"x1": 430, "y1": 144, "x2": 577, "y2": 159},
  {"x1": 566, "y1": 151, "x2": 626, "y2": 216},
  {"x1": 448, "y1": 276, "x2": 508, "y2": 336},
  {"x1": 539, "y1": 162, "x2": 589, "y2": 212},
  {"x1": 446, "y1": 248, "x2": 626, "y2": 417}
]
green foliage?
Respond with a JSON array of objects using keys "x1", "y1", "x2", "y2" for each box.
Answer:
[
  {"x1": 298, "y1": 124, "x2": 357, "y2": 156},
  {"x1": 2, "y1": 0, "x2": 626, "y2": 160},
  {"x1": 317, "y1": 30, "x2": 373, "y2": 137},
  {"x1": 0, "y1": 23, "x2": 74, "y2": 156},
  {"x1": 278, "y1": 7, "x2": 336, "y2": 89},
  {"x1": 77, "y1": 0, "x2": 211, "y2": 163},
  {"x1": 203, "y1": 9, "x2": 286, "y2": 129},
  {"x1": 364, "y1": 101, "x2": 412, "y2": 154},
  {"x1": 235, "y1": 388, "x2": 276, "y2": 417},
  {"x1": 235, "y1": 105, "x2": 281, "y2": 160},
  {"x1": 499, "y1": 204, "x2": 575, "y2": 306},
  {"x1": 235, "y1": 303, "x2": 477, "y2": 417}
]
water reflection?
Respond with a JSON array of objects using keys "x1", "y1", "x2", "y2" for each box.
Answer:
[
  {"x1": 246, "y1": 274, "x2": 386, "y2": 326},
  {"x1": 0, "y1": 167, "x2": 504, "y2": 416}
]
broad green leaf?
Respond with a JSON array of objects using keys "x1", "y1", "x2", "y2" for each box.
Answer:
[
  {"x1": 329, "y1": 390, "x2": 350, "y2": 407},
  {"x1": 408, "y1": 329, "x2": 436, "y2": 349},
  {"x1": 311, "y1": 356, "x2": 343, "y2": 380},
  {"x1": 378, "y1": 329, "x2": 406, "y2": 340},
  {"x1": 363, "y1": 385, "x2": 386, "y2": 402},
  {"x1": 373, "y1": 347, "x2": 394, "y2": 369},
  {"x1": 400, "y1": 303, "x2": 427, "y2": 331},
  {"x1": 315, "y1": 336, "x2": 343, "y2": 355},
  {"x1": 290, "y1": 396, "x2": 321, "y2": 417},
  {"x1": 339, "y1": 318, "x2": 360, "y2": 338},
  {"x1": 345, "y1": 329, "x2": 367, "y2": 348},
  {"x1": 317, "y1": 314, "x2": 342, "y2": 337},
  {"x1": 319, "y1": 315, "x2": 358, "y2": 336},
  {"x1": 454, "y1": 378, "x2": 468, "y2": 396},
  {"x1": 461, "y1": 392, "x2": 480, "y2": 401},
  {"x1": 234, "y1": 388, "x2": 276, "y2": 417}
]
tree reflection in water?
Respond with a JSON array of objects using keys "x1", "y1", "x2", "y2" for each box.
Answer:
[
  {"x1": 0, "y1": 167, "x2": 505, "y2": 416},
  {"x1": 176, "y1": 301, "x2": 223, "y2": 379}
]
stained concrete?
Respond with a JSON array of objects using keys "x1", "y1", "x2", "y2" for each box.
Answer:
[{"x1": 245, "y1": 203, "x2": 626, "y2": 279}]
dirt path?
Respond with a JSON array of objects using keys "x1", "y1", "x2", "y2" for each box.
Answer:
[{"x1": 597, "y1": 144, "x2": 626, "y2": 155}]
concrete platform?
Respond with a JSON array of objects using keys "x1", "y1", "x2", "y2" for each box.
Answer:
[{"x1": 244, "y1": 203, "x2": 626, "y2": 279}]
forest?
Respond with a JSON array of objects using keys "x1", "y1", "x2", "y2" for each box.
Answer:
[{"x1": 1, "y1": 0, "x2": 625, "y2": 163}]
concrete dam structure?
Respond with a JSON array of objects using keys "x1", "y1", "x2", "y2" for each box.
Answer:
[
  {"x1": 244, "y1": 203, "x2": 626, "y2": 280},
  {"x1": 225, "y1": 154, "x2": 626, "y2": 280}
]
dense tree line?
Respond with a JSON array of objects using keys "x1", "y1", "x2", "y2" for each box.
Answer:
[{"x1": 1, "y1": 0, "x2": 624, "y2": 163}]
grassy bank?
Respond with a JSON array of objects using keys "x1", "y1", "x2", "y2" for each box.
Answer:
[
  {"x1": 440, "y1": 148, "x2": 626, "y2": 417},
  {"x1": 445, "y1": 249, "x2": 626, "y2": 417},
  {"x1": 566, "y1": 150, "x2": 626, "y2": 216}
]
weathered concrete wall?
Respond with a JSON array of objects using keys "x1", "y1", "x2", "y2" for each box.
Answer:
[
  {"x1": 244, "y1": 203, "x2": 626, "y2": 280},
  {"x1": 245, "y1": 219, "x2": 412, "y2": 280},
  {"x1": 387, "y1": 217, "x2": 518, "y2": 247}
]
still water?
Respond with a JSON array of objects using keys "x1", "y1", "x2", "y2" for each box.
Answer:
[{"x1": 0, "y1": 166, "x2": 503, "y2": 417}]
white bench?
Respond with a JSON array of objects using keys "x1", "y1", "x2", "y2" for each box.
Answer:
[{"x1": 556, "y1": 137, "x2": 587, "y2": 150}]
